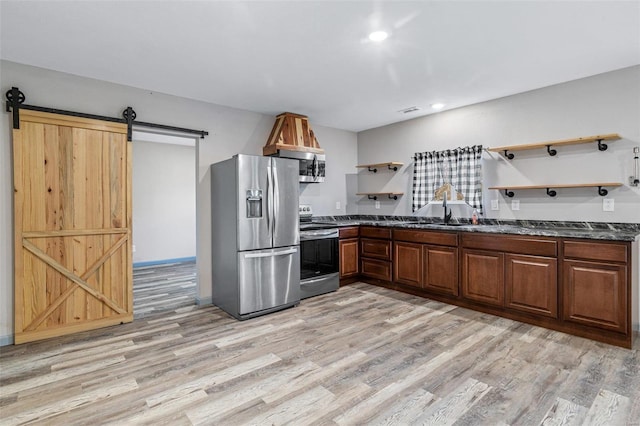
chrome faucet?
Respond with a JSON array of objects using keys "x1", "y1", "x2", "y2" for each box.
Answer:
[{"x1": 443, "y1": 192, "x2": 452, "y2": 224}]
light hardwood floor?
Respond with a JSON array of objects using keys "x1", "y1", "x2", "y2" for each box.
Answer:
[
  {"x1": 1, "y1": 270, "x2": 639, "y2": 425},
  {"x1": 133, "y1": 261, "x2": 197, "y2": 319}
]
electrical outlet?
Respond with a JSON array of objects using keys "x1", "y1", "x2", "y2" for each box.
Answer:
[
  {"x1": 132, "y1": 245, "x2": 136, "y2": 253},
  {"x1": 491, "y1": 199, "x2": 499, "y2": 210},
  {"x1": 511, "y1": 200, "x2": 520, "y2": 211},
  {"x1": 375, "y1": 201, "x2": 381, "y2": 209},
  {"x1": 603, "y1": 198, "x2": 615, "y2": 212},
  {"x1": 336, "y1": 201, "x2": 341, "y2": 210}
]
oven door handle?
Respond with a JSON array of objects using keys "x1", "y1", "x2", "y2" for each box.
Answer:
[{"x1": 300, "y1": 230, "x2": 338, "y2": 240}]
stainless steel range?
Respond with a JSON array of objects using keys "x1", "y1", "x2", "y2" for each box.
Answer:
[{"x1": 299, "y1": 205, "x2": 339, "y2": 299}]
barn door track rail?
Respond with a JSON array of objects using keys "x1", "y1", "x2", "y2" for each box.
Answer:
[{"x1": 5, "y1": 86, "x2": 209, "y2": 141}]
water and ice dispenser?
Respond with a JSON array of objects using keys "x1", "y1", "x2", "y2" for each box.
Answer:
[{"x1": 246, "y1": 189, "x2": 263, "y2": 218}]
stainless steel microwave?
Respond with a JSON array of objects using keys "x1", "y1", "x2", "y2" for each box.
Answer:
[{"x1": 269, "y1": 150, "x2": 325, "y2": 183}]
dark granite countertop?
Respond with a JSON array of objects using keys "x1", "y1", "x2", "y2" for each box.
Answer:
[{"x1": 311, "y1": 215, "x2": 640, "y2": 242}]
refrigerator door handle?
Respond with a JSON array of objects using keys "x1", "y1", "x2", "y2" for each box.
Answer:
[
  {"x1": 244, "y1": 248, "x2": 298, "y2": 258},
  {"x1": 272, "y1": 161, "x2": 279, "y2": 241},
  {"x1": 266, "y1": 162, "x2": 272, "y2": 236}
]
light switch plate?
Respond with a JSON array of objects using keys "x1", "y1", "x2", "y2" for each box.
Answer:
[
  {"x1": 375, "y1": 201, "x2": 381, "y2": 209},
  {"x1": 603, "y1": 198, "x2": 614, "y2": 212},
  {"x1": 491, "y1": 199, "x2": 499, "y2": 210},
  {"x1": 511, "y1": 200, "x2": 520, "y2": 211}
]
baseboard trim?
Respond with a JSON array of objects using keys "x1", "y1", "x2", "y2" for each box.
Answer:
[
  {"x1": 0, "y1": 334, "x2": 15, "y2": 347},
  {"x1": 133, "y1": 256, "x2": 196, "y2": 268},
  {"x1": 196, "y1": 296, "x2": 212, "y2": 306}
]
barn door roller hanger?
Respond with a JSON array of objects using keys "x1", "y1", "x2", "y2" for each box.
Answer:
[{"x1": 5, "y1": 86, "x2": 209, "y2": 141}]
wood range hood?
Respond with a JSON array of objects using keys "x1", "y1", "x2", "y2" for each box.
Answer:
[{"x1": 263, "y1": 112, "x2": 324, "y2": 156}]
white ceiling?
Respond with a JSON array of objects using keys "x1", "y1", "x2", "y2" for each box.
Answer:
[{"x1": 1, "y1": 1, "x2": 639, "y2": 132}]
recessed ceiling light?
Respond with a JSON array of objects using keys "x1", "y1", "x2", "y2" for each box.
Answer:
[
  {"x1": 431, "y1": 103, "x2": 445, "y2": 110},
  {"x1": 368, "y1": 31, "x2": 388, "y2": 42}
]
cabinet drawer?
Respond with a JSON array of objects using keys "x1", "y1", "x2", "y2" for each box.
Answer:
[
  {"x1": 461, "y1": 233, "x2": 557, "y2": 257},
  {"x1": 361, "y1": 258, "x2": 392, "y2": 281},
  {"x1": 361, "y1": 238, "x2": 392, "y2": 260},
  {"x1": 393, "y1": 229, "x2": 457, "y2": 247},
  {"x1": 563, "y1": 240, "x2": 628, "y2": 263},
  {"x1": 360, "y1": 226, "x2": 391, "y2": 239},
  {"x1": 339, "y1": 227, "x2": 359, "y2": 239}
]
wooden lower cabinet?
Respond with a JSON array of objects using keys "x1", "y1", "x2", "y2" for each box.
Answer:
[
  {"x1": 393, "y1": 241, "x2": 422, "y2": 287},
  {"x1": 563, "y1": 259, "x2": 627, "y2": 332},
  {"x1": 339, "y1": 238, "x2": 359, "y2": 278},
  {"x1": 505, "y1": 254, "x2": 557, "y2": 318},
  {"x1": 361, "y1": 257, "x2": 392, "y2": 281},
  {"x1": 461, "y1": 249, "x2": 504, "y2": 307},
  {"x1": 424, "y1": 246, "x2": 458, "y2": 296}
]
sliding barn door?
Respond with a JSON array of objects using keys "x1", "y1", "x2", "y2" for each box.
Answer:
[{"x1": 13, "y1": 110, "x2": 133, "y2": 344}]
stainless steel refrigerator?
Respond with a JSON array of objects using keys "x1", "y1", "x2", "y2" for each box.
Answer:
[{"x1": 210, "y1": 154, "x2": 300, "y2": 320}]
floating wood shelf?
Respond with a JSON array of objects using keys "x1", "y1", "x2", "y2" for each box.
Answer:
[
  {"x1": 489, "y1": 182, "x2": 623, "y2": 198},
  {"x1": 356, "y1": 162, "x2": 404, "y2": 172},
  {"x1": 488, "y1": 133, "x2": 621, "y2": 159},
  {"x1": 357, "y1": 192, "x2": 404, "y2": 200}
]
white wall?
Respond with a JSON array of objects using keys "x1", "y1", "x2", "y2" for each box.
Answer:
[
  {"x1": 0, "y1": 60, "x2": 358, "y2": 343},
  {"x1": 357, "y1": 66, "x2": 640, "y2": 223},
  {"x1": 132, "y1": 140, "x2": 196, "y2": 264}
]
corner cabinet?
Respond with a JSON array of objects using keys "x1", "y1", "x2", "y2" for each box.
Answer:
[{"x1": 393, "y1": 229, "x2": 458, "y2": 296}]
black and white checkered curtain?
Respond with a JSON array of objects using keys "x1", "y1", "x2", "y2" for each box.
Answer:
[{"x1": 412, "y1": 145, "x2": 483, "y2": 213}]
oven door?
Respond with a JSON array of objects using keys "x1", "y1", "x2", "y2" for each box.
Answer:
[{"x1": 299, "y1": 235, "x2": 339, "y2": 298}]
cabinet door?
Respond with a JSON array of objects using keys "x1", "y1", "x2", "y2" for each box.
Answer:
[
  {"x1": 505, "y1": 254, "x2": 557, "y2": 318},
  {"x1": 461, "y1": 249, "x2": 504, "y2": 307},
  {"x1": 563, "y1": 260, "x2": 627, "y2": 332},
  {"x1": 361, "y1": 258, "x2": 392, "y2": 281},
  {"x1": 393, "y1": 242, "x2": 422, "y2": 288},
  {"x1": 339, "y1": 238, "x2": 359, "y2": 278},
  {"x1": 424, "y1": 245, "x2": 458, "y2": 296}
]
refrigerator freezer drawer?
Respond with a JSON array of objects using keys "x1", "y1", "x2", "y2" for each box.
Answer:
[{"x1": 238, "y1": 246, "x2": 301, "y2": 315}]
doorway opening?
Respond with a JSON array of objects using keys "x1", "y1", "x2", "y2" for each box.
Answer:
[{"x1": 131, "y1": 130, "x2": 197, "y2": 318}]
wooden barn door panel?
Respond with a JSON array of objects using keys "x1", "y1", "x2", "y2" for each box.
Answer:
[{"x1": 14, "y1": 110, "x2": 132, "y2": 344}]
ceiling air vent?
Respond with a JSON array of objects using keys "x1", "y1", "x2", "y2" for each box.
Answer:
[{"x1": 398, "y1": 106, "x2": 420, "y2": 114}]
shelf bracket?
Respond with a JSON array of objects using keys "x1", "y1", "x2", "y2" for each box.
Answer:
[
  {"x1": 504, "y1": 189, "x2": 515, "y2": 198},
  {"x1": 546, "y1": 188, "x2": 557, "y2": 197},
  {"x1": 387, "y1": 164, "x2": 398, "y2": 171},
  {"x1": 597, "y1": 139, "x2": 608, "y2": 151},
  {"x1": 367, "y1": 195, "x2": 378, "y2": 200},
  {"x1": 546, "y1": 145, "x2": 557, "y2": 156},
  {"x1": 597, "y1": 186, "x2": 608, "y2": 196},
  {"x1": 388, "y1": 194, "x2": 398, "y2": 200},
  {"x1": 503, "y1": 150, "x2": 515, "y2": 160},
  {"x1": 367, "y1": 166, "x2": 378, "y2": 173}
]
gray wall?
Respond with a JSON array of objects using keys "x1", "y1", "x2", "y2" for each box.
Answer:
[
  {"x1": 0, "y1": 60, "x2": 358, "y2": 343},
  {"x1": 132, "y1": 140, "x2": 196, "y2": 264},
  {"x1": 357, "y1": 66, "x2": 640, "y2": 223}
]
